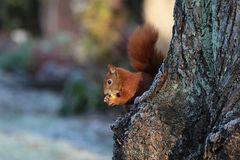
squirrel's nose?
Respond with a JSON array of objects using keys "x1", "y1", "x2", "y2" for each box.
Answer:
[{"x1": 104, "y1": 93, "x2": 111, "y2": 97}]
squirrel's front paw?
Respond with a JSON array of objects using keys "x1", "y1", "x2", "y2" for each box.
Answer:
[{"x1": 104, "y1": 96, "x2": 117, "y2": 106}]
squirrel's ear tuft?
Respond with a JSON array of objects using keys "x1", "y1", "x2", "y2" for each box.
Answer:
[{"x1": 108, "y1": 64, "x2": 116, "y2": 74}]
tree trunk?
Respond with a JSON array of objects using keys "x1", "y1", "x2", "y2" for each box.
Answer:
[{"x1": 112, "y1": 0, "x2": 240, "y2": 159}]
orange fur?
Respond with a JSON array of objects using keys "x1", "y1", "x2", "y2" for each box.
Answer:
[
  {"x1": 128, "y1": 24, "x2": 165, "y2": 75},
  {"x1": 103, "y1": 24, "x2": 166, "y2": 108},
  {"x1": 104, "y1": 66, "x2": 154, "y2": 105}
]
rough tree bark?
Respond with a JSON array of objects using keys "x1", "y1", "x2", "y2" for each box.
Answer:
[{"x1": 112, "y1": 0, "x2": 240, "y2": 159}]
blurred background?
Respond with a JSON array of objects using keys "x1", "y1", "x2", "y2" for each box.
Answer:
[{"x1": 0, "y1": 0, "x2": 173, "y2": 159}]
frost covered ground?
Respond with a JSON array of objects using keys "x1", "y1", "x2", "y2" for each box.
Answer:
[{"x1": 0, "y1": 71, "x2": 113, "y2": 160}]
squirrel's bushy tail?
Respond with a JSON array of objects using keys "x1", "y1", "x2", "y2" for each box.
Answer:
[{"x1": 128, "y1": 24, "x2": 165, "y2": 75}]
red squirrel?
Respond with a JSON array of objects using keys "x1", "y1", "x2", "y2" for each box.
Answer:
[{"x1": 103, "y1": 24, "x2": 166, "y2": 107}]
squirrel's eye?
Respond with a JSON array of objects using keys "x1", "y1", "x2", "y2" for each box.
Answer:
[{"x1": 107, "y1": 79, "x2": 112, "y2": 85}]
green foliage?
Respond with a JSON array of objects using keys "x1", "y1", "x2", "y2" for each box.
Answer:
[
  {"x1": 60, "y1": 74, "x2": 88, "y2": 115},
  {"x1": 0, "y1": 0, "x2": 40, "y2": 34},
  {"x1": 0, "y1": 41, "x2": 33, "y2": 72},
  {"x1": 60, "y1": 72, "x2": 106, "y2": 115},
  {"x1": 74, "y1": 0, "x2": 128, "y2": 63},
  {"x1": 88, "y1": 84, "x2": 106, "y2": 112}
]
